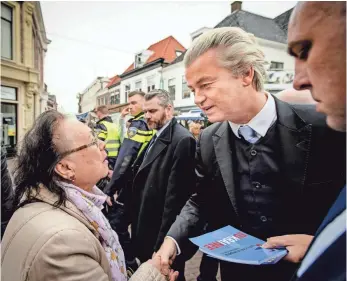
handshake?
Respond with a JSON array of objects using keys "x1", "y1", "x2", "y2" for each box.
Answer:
[
  {"x1": 146, "y1": 233, "x2": 314, "y2": 281},
  {"x1": 148, "y1": 237, "x2": 179, "y2": 281}
]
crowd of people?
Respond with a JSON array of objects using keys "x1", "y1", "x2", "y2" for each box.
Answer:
[{"x1": 1, "y1": 2, "x2": 346, "y2": 281}]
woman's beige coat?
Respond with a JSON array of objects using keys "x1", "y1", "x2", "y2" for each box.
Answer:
[{"x1": 1, "y1": 186, "x2": 166, "y2": 281}]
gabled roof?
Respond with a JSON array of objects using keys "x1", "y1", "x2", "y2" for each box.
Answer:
[
  {"x1": 106, "y1": 75, "x2": 121, "y2": 88},
  {"x1": 215, "y1": 10, "x2": 288, "y2": 44},
  {"x1": 274, "y1": 8, "x2": 294, "y2": 35},
  {"x1": 169, "y1": 8, "x2": 292, "y2": 67},
  {"x1": 171, "y1": 50, "x2": 186, "y2": 65},
  {"x1": 122, "y1": 36, "x2": 186, "y2": 74}
]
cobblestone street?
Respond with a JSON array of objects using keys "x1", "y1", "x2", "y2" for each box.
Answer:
[
  {"x1": 185, "y1": 251, "x2": 221, "y2": 281},
  {"x1": 185, "y1": 252, "x2": 202, "y2": 281}
]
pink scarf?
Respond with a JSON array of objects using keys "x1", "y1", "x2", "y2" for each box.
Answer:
[{"x1": 57, "y1": 181, "x2": 127, "y2": 281}]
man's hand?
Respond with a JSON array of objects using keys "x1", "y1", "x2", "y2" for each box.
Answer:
[
  {"x1": 262, "y1": 234, "x2": 314, "y2": 263},
  {"x1": 121, "y1": 107, "x2": 130, "y2": 118},
  {"x1": 155, "y1": 237, "x2": 178, "y2": 276},
  {"x1": 148, "y1": 254, "x2": 179, "y2": 281}
]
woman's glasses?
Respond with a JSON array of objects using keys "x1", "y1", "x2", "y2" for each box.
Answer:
[{"x1": 57, "y1": 130, "x2": 103, "y2": 160}]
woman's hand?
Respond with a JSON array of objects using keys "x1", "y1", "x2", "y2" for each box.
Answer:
[
  {"x1": 106, "y1": 197, "x2": 113, "y2": 206},
  {"x1": 148, "y1": 254, "x2": 179, "y2": 281}
]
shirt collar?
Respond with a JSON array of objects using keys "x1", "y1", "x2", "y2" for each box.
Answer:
[
  {"x1": 229, "y1": 92, "x2": 277, "y2": 138},
  {"x1": 156, "y1": 119, "x2": 172, "y2": 138}
]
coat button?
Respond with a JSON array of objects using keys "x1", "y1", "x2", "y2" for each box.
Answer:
[
  {"x1": 250, "y1": 149, "x2": 257, "y2": 156},
  {"x1": 260, "y1": 216, "x2": 267, "y2": 222}
]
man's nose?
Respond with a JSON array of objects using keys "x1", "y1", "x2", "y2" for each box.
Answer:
[
  {"x1": 194, "y1": 89, "x2": 206, "y2": 107},
  {"x1": 293, "y1": 61, "x2": 311, "y2": 91}
]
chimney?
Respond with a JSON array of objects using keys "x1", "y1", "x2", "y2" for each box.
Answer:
[{"x1": 231, "y1": 1, "x2": 242, "y2": 13}]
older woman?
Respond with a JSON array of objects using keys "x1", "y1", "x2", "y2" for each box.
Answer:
[
  {"x1": 1, "y1": 110, "x2": 177, "y2": 281},
  {"x1": 189, "y1": 122, "x2": 202, "y2": 140}
]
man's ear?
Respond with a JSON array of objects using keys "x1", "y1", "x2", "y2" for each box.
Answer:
[
  {"x1": 242, "y1": 66, "x2": 255, "y2": 87},
  {"x1": 54, "y1": 159, "x2": 75, "y2": 181},
  {"x1": 166, "y1": 104, "x2": 174, "y2": 117}
]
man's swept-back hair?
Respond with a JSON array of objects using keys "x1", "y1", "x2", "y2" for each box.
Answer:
[
  {"x1": 145, "y1": 89, "x2": 174, "y2": 107},
  {"x1": 128, "y1": 90, "x2": 146, "y2": 99},
  {"x1": 184, "y1": 27, "x2": 267, "y2": 92}
]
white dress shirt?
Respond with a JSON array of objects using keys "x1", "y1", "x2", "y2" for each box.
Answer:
[{"x1": 229, "y1": 92, "x2": 277, "y2": 139}]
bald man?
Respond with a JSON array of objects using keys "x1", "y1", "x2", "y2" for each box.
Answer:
[
  {"x1": 263, "y1": 2, "x2": 346, "y2": 281},
  {"x1": 276, "y1": 89, "x2": 316, "y2": 105}
]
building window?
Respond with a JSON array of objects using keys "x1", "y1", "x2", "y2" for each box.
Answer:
[
  {"x1": 1, "y1": 85, "x2": 17, "y2": 100},
  {"x1": 270, "y1": 61, "x2": 284, "y2": 70},
  {"x1": 182, "y1": 76, "x2": 191, "y2": 99},
  {"x1": 135, "y1": 80, "x2": 142, "y2": 91},
  {"x1": 1, "y1": 86, "x2": 17, "y2": 156},
  {"x1": 1, "y1": 3, "x2": 13, "y2": 60},
  {"x1": 125, "y1": 84, "x2": 131, "y2": 102},
  {"x1": 110, "y1": 90, "x2": 120, "y2": 105},
  {"x1": 168, "y1": 78, "x2": 176, "y2": 101},
  {"x1": 147, "y1": 76, "x2": 155, "y2": 92},
  {"x1": 98, "y1": 97, "x2": 106, "y2": 105}
]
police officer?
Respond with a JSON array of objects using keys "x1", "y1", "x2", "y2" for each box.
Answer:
[
  {"x1": 104, "y1": 90, "x2": 154, "y2": 275},
  {"x1": 94, "y1": 105, "x2": 120, "y2": 170}
]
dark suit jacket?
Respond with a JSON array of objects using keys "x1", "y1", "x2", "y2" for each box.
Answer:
[
  {"x1": 295, "y1": 186, "x2": 346, "y2": 281},
  {"x1": 168, "y1": 98, "x2": 346, "y2": 281},
  {"x1": 131, "y1": 118, "x2": 196, "y2": 262}
]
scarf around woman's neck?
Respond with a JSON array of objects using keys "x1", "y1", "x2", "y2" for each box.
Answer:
[{"x1": 56, "y1": 181, "x2": 127, "y2": 281}]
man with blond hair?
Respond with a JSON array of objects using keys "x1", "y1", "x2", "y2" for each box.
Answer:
[{"x1": 156, "y1": 27, "x2": 345, "y2": 281}]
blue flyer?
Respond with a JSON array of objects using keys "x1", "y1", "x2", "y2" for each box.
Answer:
[{"x1": 189, "y1": 225, "x2": 288, "y2": 265}]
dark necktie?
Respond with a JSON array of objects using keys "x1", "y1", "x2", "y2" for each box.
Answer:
[{"x1": 144, "y1": 134, "x2": 157, "y2": 158}]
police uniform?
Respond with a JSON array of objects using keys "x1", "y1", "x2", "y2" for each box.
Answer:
[
  {"x1": 95, "y1": 116, "x2": 120, "y2": 169},
  {"x1": 104, "y1": 112, "x2": 154, "y2": 270}
]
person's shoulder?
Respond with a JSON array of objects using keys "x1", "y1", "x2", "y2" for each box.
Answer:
[
  {"x1": 173, "y1": 121, "x2": 194, "y2": 137},
  {"x1": 200, "y1": 122, "x2": 224, "y2": 139},
  {"x1": 290, "y1": 104, "x2": 327, "y2": 126},
  {"x1": 2, "y1": 202, "x2": 96, "y2": 258},
  {"x1": 130, "y1": 118, "x2": 148, "y2": 130}
]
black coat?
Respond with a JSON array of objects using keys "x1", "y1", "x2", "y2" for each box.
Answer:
[
  {"x1": 131, "y1": 118, "x2": 196, "y2": 262},
  {"x1": 168, "y1": 99, "x2": 346, "y2": 281},
  {"x1": 1, "y1": 148, "x2": 14, "y2": 239}
]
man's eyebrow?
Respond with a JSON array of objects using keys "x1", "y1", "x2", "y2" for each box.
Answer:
[{"x1": 196, "y1": 76, "x2": 215, "y2": 85}]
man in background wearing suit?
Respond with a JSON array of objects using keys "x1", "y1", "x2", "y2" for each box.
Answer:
[
  {"x1": 156, "y1": 27, "x2": 345, "y2": 281},
  {"x1": 130, "y1": 89, "x2": 196, "y2": 281},
  {"x1": 263, "y1": 2, "x2": 346, "y2": 280}
]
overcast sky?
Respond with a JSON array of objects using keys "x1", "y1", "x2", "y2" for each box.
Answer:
[{"x1": 41, "y1": 1, "x2": 297, "y2": 113}]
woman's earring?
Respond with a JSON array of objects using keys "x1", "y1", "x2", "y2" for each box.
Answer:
[{"x1": 70, "y1": 175, "x2": 76, "y2": 182}]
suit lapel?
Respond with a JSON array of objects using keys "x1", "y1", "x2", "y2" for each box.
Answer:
[
  {"x1": 275, "y1": 98, "x2": 312, "y2": 186},
  {"x1": 213, "y1": 122, "x2": 239, "y2": 215},
  {"x1": 137, "y1": 119, "x2": 175, "y2": 174},
  {"x1": 138, "y1": 140, "x2": 167, "y2": 172}
]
